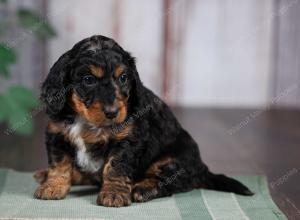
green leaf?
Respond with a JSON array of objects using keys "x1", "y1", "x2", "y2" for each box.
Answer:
[
  {"x1": 0, "y1": 0, "x2": 7, "y2": 4},
  {"x1": 0, "y1": 95, "x2": 9, "y2": 122},
  {"x1": 0, "y1": 86, "x2": 39, "y2": 135},
  {"x1": 0, "y1": 43, "x2": 16, "y2": 63},
  {"x1": 17, "y1": 8, "x2": 56, "y2": 39},
  {"x1": 8, "y1": 109, "x2": 33, "y2": 136},
  {"x1": 0, "y1": 64, "x2": 9, "y2": 78},
  {"x1": 7, "y1": 86, "x2": 40, "y2": 109},
  {"x1": 33, "y1": 22, "x2": 56, "y2": 39},
  {"x1": 16, "y1": 118, "x2": 33, "y2": 135},
  {"x1": 0, "y1": 43, "x2": 16, "y2": 78}
]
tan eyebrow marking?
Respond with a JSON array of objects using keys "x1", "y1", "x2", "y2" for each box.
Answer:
[
  {"x1": 90, "y1": 65, "x2": 104, "y2": 78},
  {"x1": 114, "y1": 65, "x2": 126, "y2": 78}
]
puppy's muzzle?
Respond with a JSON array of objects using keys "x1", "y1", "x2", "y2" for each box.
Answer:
[{"x1": 103, "y1": 106, "x2": 119, "y2": 119}]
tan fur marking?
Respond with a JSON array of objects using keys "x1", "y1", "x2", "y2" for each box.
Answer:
[
  {"x1": 134, "y1": 178, "x2": 157, "y2": 189},
  {"x1": 71, "y1": 168, "x2": 94, "y2": 185},
  {"x1": 102, "y1": 157, "x2": 131, "y2": 185},
  {"x1": 47, "y1": 121, "x2": 65, "y2": 134},
  {"x1": 98, "y1": 156, "x2": 132, "y2": 207},
  {"x1": 81, "y1": 128, "x2": 110, "y2": 144},
  {"x1": 34, "y1": 169, "x2": 48, "y2": 184},
  {"x1": 74, "y1": 117, "x2": 132, "y2": 144},
  {"x1": 132, "y1": 178, "x2": 158, "y2": 202},
  {"x1": 48, "y1": 157, "x2": 72, "y2": 180},
  {"x1": 114, "y1": 65, "x2": 125, "y2": 78},
  {"x1": 90, "y1": 65, "x2": 104, "y2": 78},
  {"x1": 102, "y1": 156, "x2": 114, "y2": 177},
  {"x1": 35, "y1": 167, "x2": 95, "y2": 186},
  {"x1": 34, "y1": 157, "x2": 72, "y2": 200},
  {"x1": 48, "y1": 115, "x2": 132, "y2": 146},
  {"x1": 75, "y1": 123, "x2": 132, "y2": 144},
  {"x1": 114, "y1": 124, "x2": 133, "y2": 140},
  {"x1": 132, "y1": 158, "x2": 175, "y2": 203},
  {"x1": 115, "y1": 87, "x2": 123, "y2": 100},
  {"x1": 97, "y1": 180, "x2": 132, "y2": 207},
  {"x1": 146, "y1": 158, "x2": 174, "y2": 177},
  {"x1": 132, "y1": 157, "x2": 174, "y2": 203},
  {"x1": 72, "y1": 92, "x2": 106, "y2": 126},
  {"x1": 115, "y1": 100, "x2": 127, "y2": 124}
]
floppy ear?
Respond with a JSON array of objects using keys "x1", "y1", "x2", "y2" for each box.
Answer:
[
  {"x1": 41, "y1": 51, "x2": 72, "y2": 115},
  {"x1": 127, "y1": 55, "x2": 147, "y2": 109}
]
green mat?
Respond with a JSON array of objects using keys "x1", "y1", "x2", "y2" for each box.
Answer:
[{"x1": 0, "y1": 169, "x2": 286, "y2": 220}]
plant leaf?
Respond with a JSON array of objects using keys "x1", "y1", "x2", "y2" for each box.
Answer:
[
  {"x1": 16, "y1": 118, "x2": 33, "y2": 135},
  {"x1": 0, "y1": 43, "x2": 16, "y2": 63},
  {"x1": 0, "y1": 95, "x2": 9, "y2": 122},
  {"x1": 17, "y1": 8, "x2": 56, "y2": 39},
  {"x1": 7, "y1": 86, "x2": 40, "y2": 109},
  {"x1": 7, "y1": 107, "x2": 33, "y2": 136},
  {"x1": 0, "y1": 43, "x2": 16, "y2": 78},
  {"x1": 0, "y1": 87, "x2": 39, "y2": 135},
  {"x1": 0, "y1": 64, "x2": 9, "y2": 78}
]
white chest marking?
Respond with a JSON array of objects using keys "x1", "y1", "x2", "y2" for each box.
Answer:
[
  {"x1": 68, "y1": 119, "x2": 103, "y2": 173},
  {"x1": 76, "y1": 150, "x2": 103, "y2": 173},
  {"x1": 69, "y1": 120, "x2": 85, "y2": 151}
]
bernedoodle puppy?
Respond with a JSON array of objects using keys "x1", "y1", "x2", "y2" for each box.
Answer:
[{"x1": 34, "y1": 35, "x2": 253, "y2": 207}]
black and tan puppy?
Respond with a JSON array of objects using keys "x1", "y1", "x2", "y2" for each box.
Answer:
[{"x1": 34, "y1": 35, "x2": 253, "y2": 207}]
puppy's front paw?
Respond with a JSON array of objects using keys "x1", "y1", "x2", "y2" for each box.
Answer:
[
  {"x1": 97, "y1": 188, "x2": 132, "y2": 207},
  {"x1": 34, "y1": 169, "x2": 48, "y2": 184},
  {"x1": 34, "y1": 183, "x2": 70, "y2": 200}
]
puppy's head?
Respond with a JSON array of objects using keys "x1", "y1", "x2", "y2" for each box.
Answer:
[{"x1": 41, "y1": 35, "x2": 143, "y2": 126}]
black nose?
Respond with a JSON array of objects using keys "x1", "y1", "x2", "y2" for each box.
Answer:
[{"x1": 103, "y1": 106, "x2": 119, "y2": 119}]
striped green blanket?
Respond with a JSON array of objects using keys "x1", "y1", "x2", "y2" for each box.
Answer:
[{"x1": 0, "y1": 169, "x2": 286, "y2": 220}]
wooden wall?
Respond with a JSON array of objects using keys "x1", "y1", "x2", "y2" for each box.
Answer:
[
  {"x1": 272, "y1": 0, "x2": 300, "y2": 108},
  {"x1": 0, "y1": 0, "x2": 47, "y2": 93},
  {"x1": 3, "y1": 0, "x2": 300, "y2": 108}
]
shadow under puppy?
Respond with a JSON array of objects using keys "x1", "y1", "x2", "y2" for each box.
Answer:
[{"x1": 34, "y1": 35, "x2": 253, "y2": 207}]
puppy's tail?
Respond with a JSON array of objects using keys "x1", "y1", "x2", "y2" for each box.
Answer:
[{"x1": 197, "y1": 170, "x2": 254, "y2": 196}]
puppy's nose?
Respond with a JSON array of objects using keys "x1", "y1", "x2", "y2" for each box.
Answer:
[{"x1": 103, "y1": 106, "x2": 119, "y2": 119}]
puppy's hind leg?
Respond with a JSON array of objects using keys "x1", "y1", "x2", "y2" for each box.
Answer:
[
  {"x1": 133, "y1": 178, "x2": 161, "y2": 202},
  {"x1": 132, "y1": 158, "x2": 190, "y2": 202}
]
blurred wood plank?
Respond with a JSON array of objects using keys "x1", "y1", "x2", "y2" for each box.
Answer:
[
  {"x1": 272, "y1": 0, "x2": 300, "y2": 107},
  {"x1": 0, "y1": 0, "x2": 47, "y2": 93},
  {"x1": 0, "y1": 107, "x2": 299, "y2": 217}
]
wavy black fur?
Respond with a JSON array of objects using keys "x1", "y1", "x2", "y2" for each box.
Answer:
[{"x1": 38, "y1": 35, "x2": 253, "y2": 207}]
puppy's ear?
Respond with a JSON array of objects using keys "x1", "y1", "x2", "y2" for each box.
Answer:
[
  {"x1": 127, "y1": 55, "x2": 146, "y2": 109},
  {"x1": 41, "y1": 51, "x2": 72, "y2": 115}
]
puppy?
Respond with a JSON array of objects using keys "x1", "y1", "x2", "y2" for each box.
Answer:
[{"x1": 34, "y1": 35, "x2": 253, "y2": 207}]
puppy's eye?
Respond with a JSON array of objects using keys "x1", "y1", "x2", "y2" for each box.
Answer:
[
  {"x1": 83, "y1": 75, "x2": 97, "y2": 86},
  {"x1": 119, "y1": 73, "x2": 128, "y2": 84}
]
